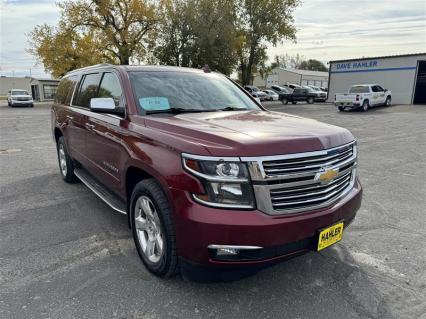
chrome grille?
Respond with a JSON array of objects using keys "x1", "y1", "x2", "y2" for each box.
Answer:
[{"x1": 242, "y1": 142, "x2": 357, "y2": 215}]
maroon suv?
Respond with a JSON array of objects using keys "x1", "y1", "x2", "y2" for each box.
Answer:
[{"x1": 52, "y1": 64, "x2": 362, "y2": 280}]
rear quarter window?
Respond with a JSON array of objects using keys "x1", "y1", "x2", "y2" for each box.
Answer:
[{"x1": 55, "y1": 75, "x2": 78, "y2": 105}]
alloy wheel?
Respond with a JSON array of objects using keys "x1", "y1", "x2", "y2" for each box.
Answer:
[
  {"x1": 134, "y1": 196, "x2": 164, "y2": 263},
  {"x1": 58, "y1": 144, "x2": 67, "y2": 177}
]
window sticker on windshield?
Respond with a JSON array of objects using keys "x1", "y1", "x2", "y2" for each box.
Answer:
[{"x1": 139, "y1": 97, "x2": 170, "y2": 110}]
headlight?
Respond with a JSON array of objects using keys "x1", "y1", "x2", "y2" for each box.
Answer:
[{"x1": 182, "y1": 154, "x2": 255, "y2": 209}]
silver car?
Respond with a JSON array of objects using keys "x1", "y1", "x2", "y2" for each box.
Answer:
[
  {"x1": 262, "y1": 89, "x2": 279, "y2": 101},
  {"x1": 7, "y1": 89, "x2": 34, "y2": 107}
]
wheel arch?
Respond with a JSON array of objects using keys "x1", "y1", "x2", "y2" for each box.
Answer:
[
  {"x1": 54, "y1": 127, "x2": 63, "y2": 144},
  {"x1": 124, "y1": 164, "x2": 172, "y2": 229}
]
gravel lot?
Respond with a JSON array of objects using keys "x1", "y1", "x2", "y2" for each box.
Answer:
[{"x1": 1, "y1": 101, "x2": 425, "y2": 319}]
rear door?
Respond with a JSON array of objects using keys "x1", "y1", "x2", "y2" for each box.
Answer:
[
  {"x1": 85, "y1": 71, "x2": 127, "y2": 196},
  {"x1": 68, "y1": 72, "x2": 102, "y2": 165}
]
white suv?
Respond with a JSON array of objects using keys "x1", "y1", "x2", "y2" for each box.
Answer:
[{"x1": 7, "y1": 89, "x2": 34, "y2": 107}]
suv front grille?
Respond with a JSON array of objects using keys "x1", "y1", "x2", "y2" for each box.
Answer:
[{"x1": 242, "y1": 142, "x2": 357, "y2": 215}]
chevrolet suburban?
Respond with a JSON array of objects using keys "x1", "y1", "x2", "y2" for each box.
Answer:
[{"x1": 52, "y1": 64, "x2": 362, "y2": 280}]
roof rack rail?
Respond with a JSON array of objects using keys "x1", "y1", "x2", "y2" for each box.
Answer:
[{"x1": 67, "y1": 63, "x2": 114, "y2": 74}]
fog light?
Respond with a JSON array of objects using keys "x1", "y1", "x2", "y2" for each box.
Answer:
[{"x1": 216, "y1": 247, "x2": 239, "y2": 256}]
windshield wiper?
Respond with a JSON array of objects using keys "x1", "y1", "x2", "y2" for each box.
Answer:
[
  {"x1": 216, "y1": 106, "x2": 247, "y2": 111},
  {"x1": 145, "y1": 108, "x2": 211, "y2": 115}
]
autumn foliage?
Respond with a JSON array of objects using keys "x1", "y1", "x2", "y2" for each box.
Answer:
[{"x1": 28, "y1": 0, "x2": 299, "y2": 84}]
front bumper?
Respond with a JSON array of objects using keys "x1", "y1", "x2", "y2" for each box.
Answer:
[
  {"x1": 10, "y1": 100, "x2": 34, "y2": 106},
  {"x1": 170, "y1": 178, "x2": 362, "y2": 268}
]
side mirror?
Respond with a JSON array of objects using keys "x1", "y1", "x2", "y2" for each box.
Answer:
[{"x1": 90, "y1": 98, "x2": 123, "y2": 114}]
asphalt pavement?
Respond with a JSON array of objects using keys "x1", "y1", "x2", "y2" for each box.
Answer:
[{"x1": 0, "y1": 101, "x2": 425, "y2": 319}]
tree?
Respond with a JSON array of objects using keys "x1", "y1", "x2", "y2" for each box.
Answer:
[
  {"x1": 298, "y1": 59, "x2": 328, "y2": 72},
  {"x1": 272, "y1": 53, "x2": 305, "y2": 69},
  {"x1": 28, "y1": 0, "x2": 159, "y2": 76},
  {"x1": 28, "y1": 25, "x2": 109, "y2": 77},
  {"x1": 236, "y1": 0, "x2": 299, "y2": 85},
  {"x1": 154, "y1": 0, "x2": 238, "y2": 75}
]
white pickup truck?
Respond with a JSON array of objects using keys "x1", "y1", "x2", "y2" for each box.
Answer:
[{"x1": 335, "y1": 84, "x2": 392, "y2": 112}]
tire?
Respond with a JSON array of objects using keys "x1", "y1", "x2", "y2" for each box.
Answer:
[
  {"x1": 385, "y1": 96, "x2": 391, "y2": 107},
  {"x1": 130, "y1": 179, "x2": 178, "y2": 278},
  {"x1": 307, "y1": 97, "x2": 314, "y2": 104},
  {"x1": 338, "y1": 106, "x2": 345, "y2": 112},
  {"x1": 57, "y1": 136, "x2": 78, "y2": 183},
  {"x1": 361, "y1": 100, "x2": 369, "y2": 112},
  {"x1": 292, "y1": 101, "x2": 297, "y2": 104},
  {"x1": 281, "y1": 98, "x2": 288, "y2": 105}
]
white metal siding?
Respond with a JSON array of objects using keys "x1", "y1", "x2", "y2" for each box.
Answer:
[{"x1": 328, "y1": 54, "x2": 426, "y2": 104}]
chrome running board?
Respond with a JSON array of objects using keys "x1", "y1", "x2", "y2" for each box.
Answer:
[{"x1": 74, "y1": 168, "x2": 127, "y2": 214}]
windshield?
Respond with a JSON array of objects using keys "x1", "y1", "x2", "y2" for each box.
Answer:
[
  {"x1": 130, "y1": 71, "x2": 260, "y2": 113},
  {"x1": 12, "y1": 90, "x2": 29, "y2": 95},
  {"x1": 349, "y1": 86, "x2": 369, "y2": 93}
]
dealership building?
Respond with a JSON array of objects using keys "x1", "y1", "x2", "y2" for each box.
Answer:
[
  {"x1": 327, "y1": 53, "x2": 426, "y2": 104},
  {"x1": 253, "y1": 68, "x2": 328, "y2": 89},
  {"x1": 0, "y1": 76, "x2": 59, "y2": 101}
]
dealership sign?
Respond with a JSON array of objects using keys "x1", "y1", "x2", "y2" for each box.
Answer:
[{"x1": 335, "y1": 60, "x2": 378, "y2": 71}]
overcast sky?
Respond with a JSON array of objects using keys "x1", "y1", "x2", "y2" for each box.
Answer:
[{"x1": 0, "y1": 0, "x2": 425, "y2": 78}]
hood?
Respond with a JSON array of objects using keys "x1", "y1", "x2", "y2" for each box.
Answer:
[{"x1": 143, "y1": 110, "x2": 354, "y2": 157}]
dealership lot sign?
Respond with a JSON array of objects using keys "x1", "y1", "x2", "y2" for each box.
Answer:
[{"x1": 335, "y1": 60, "x2": 378, "y2": 71}]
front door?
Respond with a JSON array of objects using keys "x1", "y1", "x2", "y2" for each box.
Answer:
[
  {"x1": 85, "y1": 71, "x2": 127, "y2": 197},
  {"x1": 375, "y1": 85, "x2": 386, "y2": 105}
]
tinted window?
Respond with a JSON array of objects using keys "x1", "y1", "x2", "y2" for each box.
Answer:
[
  {"x1": 65, "y1": 76, "x2": 78, "y2": 105},
  {"x1": 349, "y1": 86, "x2": 369, "y2": 93},
  {"x1": 293, "y1": 88, "x2": 302, "y2": 94},
  {"x1": 371, "y1": 86, "x2": 378, "y2": 92},
  {"x1": 98, "y1": 72, "x2": 123, "y2": 107},
  {"x1": 130, "y1": 71, "x2": 260, "y2": 112},
  {"x1": 376, "y1": 85, "x2": 384, "y2": 92},
  {"x1": 56, "y1": 77, "x2": 71, "y2": 104},
  {"x1": 73, "y1": 73, "x2": 101, "y2": 108}
]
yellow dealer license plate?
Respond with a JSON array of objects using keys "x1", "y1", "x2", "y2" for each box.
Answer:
[{"x1": 317, "y1": 222, "x2": 344, "y2": 251}]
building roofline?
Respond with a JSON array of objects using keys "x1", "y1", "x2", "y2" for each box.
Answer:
[
  {"x1": 274, "y1": 67, "x2": 328, "y2": 76},
  {"x1": 329, "y1": 52, "x2": 426, "y2": 64}
]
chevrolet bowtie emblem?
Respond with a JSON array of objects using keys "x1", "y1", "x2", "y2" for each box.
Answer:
[{"x1": 316, "y1": 167, "x2": 339, "y2": 183}]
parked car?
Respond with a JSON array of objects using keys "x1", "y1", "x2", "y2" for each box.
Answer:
[
  {"x1": 335, "y1": 84, "x2": 392, "y2": 112},
  {"x1": 305, "y1": 86, "x2": 327, "y2": 102},
  {"x1": 244, "y1": 85, "x2": 267, "y2": 101},
  {"x1": 52, "y1": 64, "x2": 362, "y2": 281},
  {"x1": 279, "y1": 87, "x2": 317, "y2": 104},
  {"x1": 7, "y1": 89, "x2": 34, "y2": 107},
  {"x1": 262, "y1": 89, "x2": 279, "y2": 101},
  {"x1": 270, "y1": 85, "x2": 293, "y2": 94}
]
